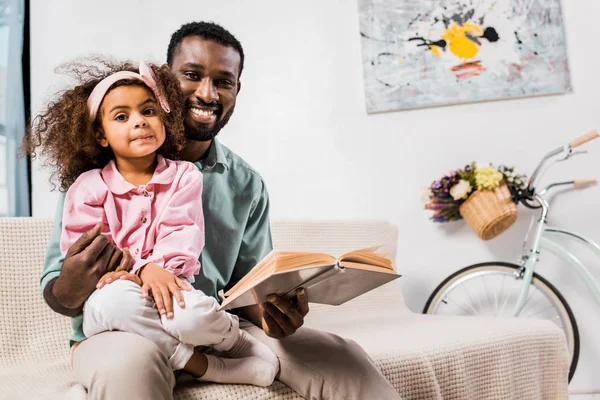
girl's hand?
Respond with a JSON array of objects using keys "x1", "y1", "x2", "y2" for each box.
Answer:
[
  {"x1": 96, "y1": 270, "x2": 142, "y2": 289},
  {"x1": 139, "y1": 263, "x2": 191, "y2": 319}
]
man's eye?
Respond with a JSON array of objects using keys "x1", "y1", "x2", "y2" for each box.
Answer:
[
  {"x1": 216, "y1": 79, "x2": 233, "y2": 87},
  {"x1": 184, "y1": 72, "x2": 199, "y2": 80}
]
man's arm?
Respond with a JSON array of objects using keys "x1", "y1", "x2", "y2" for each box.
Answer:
[
  {"x1": 41, "y1": 193, "x2": 76, "y2": 315},
  {"x1": 229, "y1": 181, "x2": 309, "y2": 338},
  {"x1": 41, "y1": 192, "x2": 130, "y2": 317}
]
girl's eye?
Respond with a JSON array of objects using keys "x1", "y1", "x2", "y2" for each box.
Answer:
[
  {"x1": 143, "y1": 108, "x2": 156, "y2": 116},
  {"x1": 115, "y1": 114, "x2": 127, "y2": 121}
]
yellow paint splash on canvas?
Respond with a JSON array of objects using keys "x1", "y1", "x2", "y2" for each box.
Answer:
[{"x1": 433, "y1": 22, "x2": 483, "y2": 60}]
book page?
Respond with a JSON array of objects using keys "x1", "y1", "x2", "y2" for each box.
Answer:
[
  {"x1": 339, "y1": 261, "x2": 398, "y2": 274},
  {"x1": 274, "y1": 252, "x2": 336, "y2": 272},
  {"x1": 223, "y1": 251, "x2": 336, "y2": 298},
  {"x1": 339, "y1": 250, "x2": 394, "y2": 270}
]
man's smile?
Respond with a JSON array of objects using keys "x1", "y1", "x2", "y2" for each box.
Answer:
[{"x1": 189, "y1": 106, "x2": 218, "y2": 124}]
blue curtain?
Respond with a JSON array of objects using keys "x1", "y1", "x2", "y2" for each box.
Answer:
[{"x1": 3, "y1": 0, "x2": 29, "y2": 216}]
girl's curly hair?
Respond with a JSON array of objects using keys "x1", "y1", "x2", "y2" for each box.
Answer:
[{"x1": 24, "y1": 57, "x2": 186, "y2": 191}]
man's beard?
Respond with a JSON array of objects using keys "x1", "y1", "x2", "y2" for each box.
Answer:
[{"x1": 184, "y1": 106, "x2": 235, "y2": 142}]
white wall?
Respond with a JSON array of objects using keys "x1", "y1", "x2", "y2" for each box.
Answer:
[{"x1": 31, "y1": 0, "x2": 600, "y2": 392}]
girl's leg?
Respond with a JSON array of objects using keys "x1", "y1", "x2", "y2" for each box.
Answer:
[
  {"x1": 162, "y1": 287, "x2": 279, "y2": 385},
  {"x1": 84, "y1": 279, "x2": 276, "y2": 386},
  {"x1": 82, "y1": 279, "x2": 193, "y2": 370}
]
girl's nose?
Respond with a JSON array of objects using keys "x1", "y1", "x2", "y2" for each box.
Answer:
[{"x1": 134, "y1": 116, "x2": 148, "y2": 128}]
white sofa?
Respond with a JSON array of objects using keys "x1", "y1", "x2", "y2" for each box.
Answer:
[{"x1": 0, "y1": 217, "x2": 569, "y2": 399}]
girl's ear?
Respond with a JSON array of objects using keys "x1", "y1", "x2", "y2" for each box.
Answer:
[{"x1": 95, "y1": 130, "x2": 109, "y2": 147}]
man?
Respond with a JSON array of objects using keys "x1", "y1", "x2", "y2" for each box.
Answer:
[{"x1": 41, "y1": 21, "x2": 400, "y2": 400}]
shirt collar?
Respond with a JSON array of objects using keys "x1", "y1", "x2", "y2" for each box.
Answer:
[
  {"x1": 195, "y1": 139, "x2": 230, "y2": 171},
  {"x1": 101, "y1": 155, "x2": 177, "y2": 194}
]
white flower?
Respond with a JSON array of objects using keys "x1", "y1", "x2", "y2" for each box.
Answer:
[
  {"x1": 419, "y1": 187, "x2": 433, "y2": 202},
  {"x1": 450, "y1": 179, "x2": 472, "y2": 200}
]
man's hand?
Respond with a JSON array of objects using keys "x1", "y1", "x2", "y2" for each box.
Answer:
[
  {"x1": 233, "y1": 288, "x2": 309, "y2": 339},
  {"x1": 139, "y1": 263, "x2": 191, "y2": 319},
  {"x1": 52, "y1": 222, "x2": 132, "y2": 309},
  {"x1": 96, "y1": 270, "x2": 141, "y2": 289},
  {"x1": 260, "y1": 288, "x2": 309, "y2": 338}
]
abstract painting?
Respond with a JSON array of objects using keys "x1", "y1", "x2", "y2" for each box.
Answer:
[{"x1": 358, "y1": 0, "x2": 572, "y2": 113}]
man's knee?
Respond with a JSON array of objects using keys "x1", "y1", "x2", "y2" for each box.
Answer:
[
  {"x1": 74, "y1": 332, "x2": 175, "y2": 399},
  {"x1": 316, "y1": 335, "x2": 398, "y2": 399},
  {"x1": 322, "y1": 333, "x2": 373, "y2": 374}
]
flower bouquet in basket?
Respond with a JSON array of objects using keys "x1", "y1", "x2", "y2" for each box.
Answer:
[{"x1": 422, "y1": 163, "x2": 527, "y2": 240}]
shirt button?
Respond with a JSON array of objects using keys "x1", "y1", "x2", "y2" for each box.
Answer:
[
  {"x1": 135, "y1": 249, "x2": 140, "y2": 255},
  {"x1": 142, "y1": 190, "x2": 150, "y2": 197},
  {"x1": 141, "y1": 216, "x2": 148, "y2": 224}
]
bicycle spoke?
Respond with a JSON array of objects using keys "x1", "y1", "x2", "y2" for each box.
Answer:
[
  {"x1": 462, "y1": 283, "x2": 483, "y2": 315},
  {"x1": 441, "y1": 295, "x2": 476, "y2": 316},
  {"x1": 482, "y1": 275, "x2": 494, "y2": 312},
  {"x1": 492, "y1": 277, "x2": 499, "y2": 312},
  {"x1": 496, "y1": 275, "x2": 508, "y2": 316},
  {"x1": 498, "y1": 282, "x2": 512, "y2": 316},
  {"x1": 519, "y1": 287, "x2": 542, "y2": 315},
  {"x1": 522, "y1": 304, "x2": 555, "y2": 319}
]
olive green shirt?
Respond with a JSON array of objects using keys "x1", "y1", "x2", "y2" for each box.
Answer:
[{"x1": 41, "y1": 139, "x2": 273, "y2": 342}]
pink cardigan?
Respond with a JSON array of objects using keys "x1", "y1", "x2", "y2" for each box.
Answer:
[{"x1": 60, "y1": 155, "x2": 204, "y2": 279}]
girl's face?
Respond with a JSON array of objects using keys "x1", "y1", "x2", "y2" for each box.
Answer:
[{"x1": 96, "y1": 85, "x2": 166, "y2": 161}]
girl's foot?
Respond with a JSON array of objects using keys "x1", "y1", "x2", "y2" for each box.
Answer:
[
  {"x1": 215, "y1": 330, "x2": 280, "y2": 373},
  {"x1": 198, "y1": 354, "x2": 277, "y2": 387}
]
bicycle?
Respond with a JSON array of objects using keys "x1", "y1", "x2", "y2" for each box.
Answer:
[{"x1": 422, "y1": 130, "x2": 600, "y2": 382}]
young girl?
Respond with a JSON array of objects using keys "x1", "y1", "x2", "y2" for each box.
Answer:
[{"x1": 25, "y1": 59, "x2": 278, "y2": 387}]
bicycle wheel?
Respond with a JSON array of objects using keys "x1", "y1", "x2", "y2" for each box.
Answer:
[{"x1": 423, "y1": 262, "x2": 579, "y2": 382}]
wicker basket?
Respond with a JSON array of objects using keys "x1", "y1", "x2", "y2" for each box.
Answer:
[{"x1": 459, "y1": 183, "x2": 518, "y2": 240}]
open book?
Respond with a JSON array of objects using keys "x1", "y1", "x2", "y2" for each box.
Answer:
[{"x1": 218, "y1": 246, "x2": 400, "y2": 311}]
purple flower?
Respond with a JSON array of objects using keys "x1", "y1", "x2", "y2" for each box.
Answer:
[{"x1": 425, "y1": 202, "x2": 453, "y2": 210}]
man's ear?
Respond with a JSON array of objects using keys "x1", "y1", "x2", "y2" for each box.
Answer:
[
  {"x1": 95, "y1": 130, "x2": 109, "y2": 147},
  {"x1": 237, "y1": 80, "x2": 242, "y2": 95}
]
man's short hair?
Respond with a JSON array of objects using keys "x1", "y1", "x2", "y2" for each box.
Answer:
[{"x1": 167, "y1": 21, "x2": 245, "y2": 78}]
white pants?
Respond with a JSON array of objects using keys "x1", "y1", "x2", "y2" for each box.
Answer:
[{"x1": 82, "y1": 279, "x2": 240, "y2": 370}]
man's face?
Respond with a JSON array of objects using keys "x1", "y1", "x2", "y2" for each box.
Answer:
[{"x1": 170, "y1": 37, "x2": 241, "y2": 142}]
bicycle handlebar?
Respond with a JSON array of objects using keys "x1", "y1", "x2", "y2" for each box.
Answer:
[
  {"x1": 570, "y1": 130, "x2": 599, "y2": 148},
  {"x1": 527, "y1": 129, "x2": 598, "y2": 192},
  {"x1": 516, "y1": 178, "x2": 597, "y2": 209},
  {"x1": 574, "y1": 178, "x2": 598, "y2": 187}
]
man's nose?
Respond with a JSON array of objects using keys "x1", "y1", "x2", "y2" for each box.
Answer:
[{"x1": 195, "y1": 77, "x2": 218, "y2": 103}]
